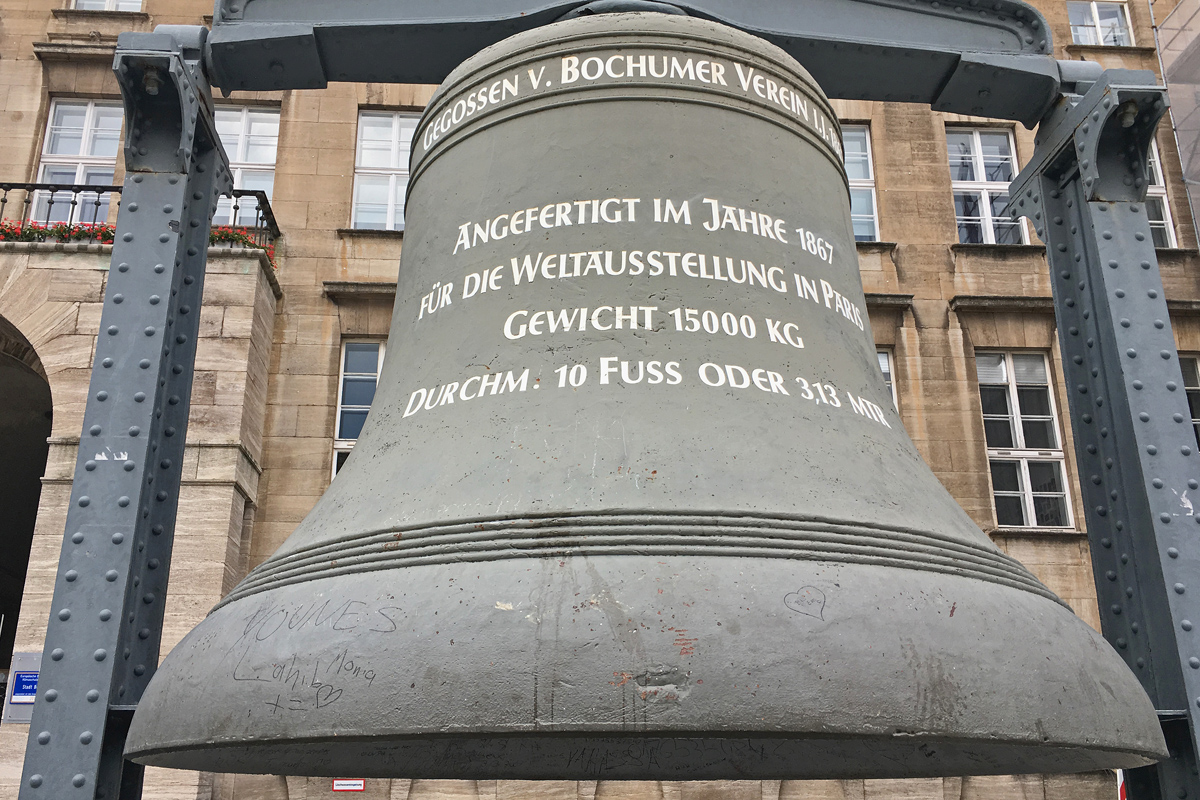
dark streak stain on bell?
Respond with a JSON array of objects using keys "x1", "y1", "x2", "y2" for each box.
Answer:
[{"x1": 126, "y1": 12, "x2": 1165, "y2": 779}]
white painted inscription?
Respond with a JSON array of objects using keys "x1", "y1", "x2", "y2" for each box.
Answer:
[{"x1": 418, "y1": 48, "x2": 841, "y2": 157}]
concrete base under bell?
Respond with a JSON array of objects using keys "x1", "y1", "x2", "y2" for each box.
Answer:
[{"x1": 206, "y1": 774, "x2": 1118, "y2": 800}]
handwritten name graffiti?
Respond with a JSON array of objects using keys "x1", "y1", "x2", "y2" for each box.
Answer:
[
  {"x1": 262, "y1": 649, "x2": 377, "y2": 715},
  {"x1": 228, "y1": 598, "x2": 399, "y2": 716},
  {"x1": 784, "y1": 586, "x2": 827, "y2": 620}
]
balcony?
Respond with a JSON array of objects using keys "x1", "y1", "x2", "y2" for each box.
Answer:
[{"x1": 0, "y1": 182, "x2": 280, "y2": 256}]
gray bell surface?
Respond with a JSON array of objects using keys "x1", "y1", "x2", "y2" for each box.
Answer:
[{"x1": 125, "y1": 12, "x2": 1166, "y2": 779}]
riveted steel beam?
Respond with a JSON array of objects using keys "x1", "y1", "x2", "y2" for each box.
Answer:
[
  {"x1": 1011, "y1": 71, "x2": 1199, "y2": 800},
  {"x1": 204, "y1": 0, "x2": 1062, "y2": 125},
  {"x1": 16, "y1": 25, "x2": 231, "y2": 800}
]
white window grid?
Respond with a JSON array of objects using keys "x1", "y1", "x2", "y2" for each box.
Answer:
[
  {"x1": 977, "y1": 351, "x2": 1073, "y2": 529},
  {"x1": 1145, "y1": 140, "x2": 1177, "y2": 248},
  {"x1": 947, "y1": 127, "x2": 1027, "y2": 245},
  {"x1": 352, "y1": 112, "x2": 419, "y2": 231},
  {"x1": 73, "y1": 0, "x2": 142, "y2": 9},
  {"x1": 1067, "y1": 1, "x2": 1134, "y2": 46},
  {"x1": 212, "y1": 106, "x2": 279, "y2": 226},
  {"x1": 35, "y1": 99, "x2": 123, "y2": 224},
  {"x1": 877, "y1": 349, "x2": 898, "y2": 408},
  {"x1": 843, "y1": 125, "x2": 879, "y2": 242},
  {"x1": 334, "y1": 341, "x2": 386, "y2": 476}
]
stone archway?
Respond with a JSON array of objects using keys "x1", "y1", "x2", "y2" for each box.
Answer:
[{"x1": 0, "y1": 314, "x2": 52, "y2": 678}]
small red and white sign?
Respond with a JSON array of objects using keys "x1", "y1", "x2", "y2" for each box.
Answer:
[{"x1": 333, "y1": 779, "x2": 366, "y2": 792}]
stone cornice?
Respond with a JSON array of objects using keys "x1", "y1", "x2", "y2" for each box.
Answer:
[
  {"x1": 949, "y1": 295, "x2": 1054, "y2": 314},
  {"x1": 323, "y1": 280, "x2": 397, "y2": 303},
  {"x1": 864, "y1": 292, "x2": 914, "y2": 309}
]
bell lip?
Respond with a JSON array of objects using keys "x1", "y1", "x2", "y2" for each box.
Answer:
[{"x1": 126, "y1": 731, "x2": 1165, "y2": 779}]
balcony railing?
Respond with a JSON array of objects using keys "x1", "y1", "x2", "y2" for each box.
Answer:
[
  {"x1": 0, "y1": 182, "x2": 120, "y2": 240},
  {"x1": 0, "y1": 182, "x2": 280, "y2": 250}
]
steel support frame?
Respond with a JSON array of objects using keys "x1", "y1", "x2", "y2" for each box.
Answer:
[
  {"x1": 1011, "y1": 71, "x2": 1200, "y2": 800},
  {"x1": 15, "y1": 2, "x2": 1200, "y2": 799},
  {"x1": 17, "y1": 26, "x2": 231, "y2": 800}
]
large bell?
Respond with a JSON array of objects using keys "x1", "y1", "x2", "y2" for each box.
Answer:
[{"x1": 126, "y1": 12, "x2": 1166, "y2": 779}]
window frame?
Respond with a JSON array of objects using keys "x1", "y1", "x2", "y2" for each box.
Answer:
[
  {"x1": 842, "y1": 124, "x2": 879, "y2": 243},
  {"x1": 35, "y1": 99, "x2": 123, "y2": 224},
  {"x1": 1145, "y1": 140, "x2": 1178, "y2": 248},
  {"x1": 947, "y1": 127, "x2": 1028, "y2": 246},
  {"x1": 976, "y1": 350, "x2": 1074, "y2": 530},
  {"x1": 351, "y1": 111, "x2": 420, "y2": 232},
  {"x1": 876, "y1": 348, "x2": 898, "y2": 409},
  {"x1": 72, "y1": 0, "x2": 143, "y2": 9},
  {"x1": 211, "y1": 105, "x2": 280, "y2": 227},
  {"x1": 333, "y1": 340, "x2": 387, "y2": 477},
  {"x1": 1181, "y1": 355, "x2": 1200, "y2": 451},
  {"x1": 1068, "y1": 1, "x2": 1135, "y2": 46}
]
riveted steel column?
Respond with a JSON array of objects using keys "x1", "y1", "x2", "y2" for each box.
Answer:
[
  {"x1": 18, "y1": 26, "x2": 229, "y2": 800},
  {"x1": 1013, "y1": 72, "x2": 1200, "y2": 800}
]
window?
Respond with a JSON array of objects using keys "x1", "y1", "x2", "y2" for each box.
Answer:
[
  {"x1": 1146, "y1": 141, "x2": 1177, "y2": 248},
  {"x1": 1068, "y1": 1, "x2": 1134, "y2": 46},
  {"x1": 213, "y1": 106, "x2": 279, "y2": 226},
  {"x1": 1181, "y1": 357, "x2": 1200, "y2": 450},
  {"x1": 877, "y1": 349, "x2": 897, "y2": 407},
  {"x1": 843, "y1": 126, "x2": 878, "y2": 242},
  {"x1": 36, "y1": 100, "x2": 122, "y2": 224},
  {"x1": 977, "y1": 352, "x2": 1072, "y2": 528},
  {"x1": 73, "y1": 0, "x2": 142, "y2": 9},
  {"x1": 948, "y1": 128, "x2": 1025, "y2": 245},
  {"x1": 334, "y1": 342, "x2": 386, "y2": 475},
  {"x1": 352, "y1": 112, "x2": 419, "y2": 231}
]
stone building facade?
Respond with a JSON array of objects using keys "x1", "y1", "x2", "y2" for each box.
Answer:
[{"x1": 0, "y1": 0, "x2": 1195, "y2": 798}]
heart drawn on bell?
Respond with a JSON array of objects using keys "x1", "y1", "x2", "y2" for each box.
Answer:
[{"x1": 783, "y1": 586, "x2": 826, "y2": 620}]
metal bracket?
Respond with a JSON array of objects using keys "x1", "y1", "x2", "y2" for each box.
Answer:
[
  {"x1": 1011, "y1": 72, "x2": 1200, "y2": 800},
  {"x1": 17, "y1": 24, "x2": 230, "y2": 800}
]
